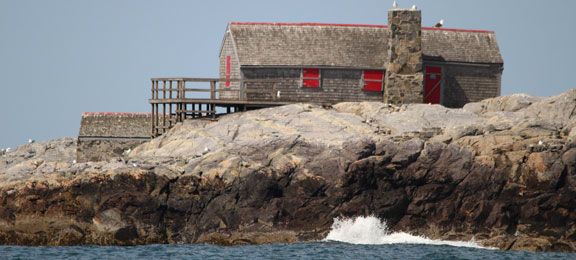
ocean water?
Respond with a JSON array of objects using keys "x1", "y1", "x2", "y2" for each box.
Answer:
[{"x1": 1, "y1": 217, "x2": 574, "y2": 260}]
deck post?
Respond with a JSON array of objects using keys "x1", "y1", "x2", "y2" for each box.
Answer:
[
  {"x1": 210, "y1": 80, "x2": 216, "y2": 100},
  {"x1": 151, "y1": 80, "x2": 155, "y2": 137},
  {"x1": 240, "y1": 81, "x2": 245, "y2": 100},
  {"x1": 169, "y1": 80, "x2": 173, "y2": 126},
  {"x1": 210, "y1": 80, "x2": 216, "y2": 119},
  {"x1": 192, "y1": 103, "x2": 195, "y2": 118},
  {"x1": 162, "y1": 81, "x2": 166, "y2": 133}
]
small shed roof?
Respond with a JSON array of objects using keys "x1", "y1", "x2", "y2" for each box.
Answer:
[{"x1": 227, "y1": 22, "x2": 503, "y2": 68}]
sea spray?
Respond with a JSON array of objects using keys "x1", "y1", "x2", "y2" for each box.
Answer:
[{"x1": 324, "y1": 216, "x2": 488, "y2": 249}]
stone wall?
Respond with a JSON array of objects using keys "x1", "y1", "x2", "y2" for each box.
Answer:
[
  {"x1": 242, "y1": 68, "x2": 383, "y2": 104},
  {"x1": 77, "y1": 113, "x2": 151, "y2": 162},
  {"x1": 384, "y1": 9, "x2": 424, "y2": 104}
]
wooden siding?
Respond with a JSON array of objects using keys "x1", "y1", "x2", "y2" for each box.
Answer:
[
  {"x1": 219, "y1": 31, "x2": 242, "y2": 99},
  {"x1": 242, "y1": 68, "x2": 383, "y2": 104},
  {"x1": 439, "y1": 63, "x2": 503, "y2": 108}
]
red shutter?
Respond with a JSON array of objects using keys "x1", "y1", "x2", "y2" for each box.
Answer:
[
  {"x1": 302, "y1": 68, "x2": 320, "y2": 88},
  {"x1": 225, "y1": 56, "x2": 231, "y2": 87},
  {"x1": 363, "y1": 70, "x2": 383, "y2": 92}
]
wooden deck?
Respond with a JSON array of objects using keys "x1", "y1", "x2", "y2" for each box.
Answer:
[{"x1": 150, "y1": 78, "x2": 287, "y2": 137}]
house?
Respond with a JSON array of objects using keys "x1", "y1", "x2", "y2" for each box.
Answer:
[
  {"x1": 218, "y1": 9, "x2": 503, "y2": 108},
  {"x1": 78, "y1": 7, "x2": 505, "y2": 162}
]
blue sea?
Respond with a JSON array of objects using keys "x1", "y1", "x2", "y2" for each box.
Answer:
[
  {"x1": 1, "y1": 243, "x2": 574, "y2": 260},
  {"x1": 1, "y1": 217, "x2": 574, "y2": 259}
]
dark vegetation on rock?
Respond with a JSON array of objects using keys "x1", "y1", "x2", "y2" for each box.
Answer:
[{"x1": 0, "y1": 90, "x2": 575, "y2": 252}]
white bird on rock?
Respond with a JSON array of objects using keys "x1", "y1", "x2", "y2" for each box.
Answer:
[
  {"x1": 411, "y1": 5, "x2": 417, "y2": 10},
  {"x1": 132, "y1": 163, "x2": 138, "y2": 167},
  {"x1": 5, "y1": 148, "x2": 11, "y2": 153},
  {"x1": 72, "y1": 160, "x2": 77, "y2": 164},
  {"x1": 28, "y1": 139, "x2": 35, "y2": 144},
  {"x1": 434, "y1": 19, "x2": 444, "y2": 28},
  {"x1": 392, "y1": 0, "x2": 398, "y2": 8}
]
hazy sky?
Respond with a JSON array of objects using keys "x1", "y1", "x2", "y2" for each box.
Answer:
[{"x1": 1, "y1": 0, "x2": 575, "y2": 148}]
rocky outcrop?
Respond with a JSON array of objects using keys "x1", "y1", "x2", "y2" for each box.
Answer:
[{"x1": 0, "y1": 90, "x2": 575, "y2": 251}]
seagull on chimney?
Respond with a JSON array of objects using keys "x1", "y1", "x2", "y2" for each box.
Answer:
[
  {"x1": 434, "y1": 19, "x2": 444, "y2": 28},
  {"x1": 392, "y1": 0, "x2": 398, "y2": 9}
]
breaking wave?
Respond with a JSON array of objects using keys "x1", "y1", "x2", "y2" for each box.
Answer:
[{"x1": 324, "y1": 216, "x2": 489, "y2": 249}]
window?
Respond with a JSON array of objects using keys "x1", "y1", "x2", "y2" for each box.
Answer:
[
  {"x1": 225, "y1": 56, "x2": 231, "y2": 87},
  {"x1": 363, "y1": 70, "x2": 384, "y2": 92},
  {"x1": 302, "y1": 68, "x2": 320, "y2": 88}
]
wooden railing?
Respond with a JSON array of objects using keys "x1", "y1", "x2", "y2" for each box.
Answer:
[
  {"x1": 150, "y1": 77, "x2": 284, "y2": 101},
  {"x1": 149, "y1": 78, "x2": 283, "y2": 137}
]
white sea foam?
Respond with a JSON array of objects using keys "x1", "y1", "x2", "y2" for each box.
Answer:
[{"x1": 324, "y1": 216, "x2": 489, "y2": 249}]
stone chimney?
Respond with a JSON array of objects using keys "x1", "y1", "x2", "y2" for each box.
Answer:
[{"x1": 384, "y1": 8, "x2": 423, "y2": 104}]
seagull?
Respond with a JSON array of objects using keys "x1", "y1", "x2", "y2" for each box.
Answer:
[
  {"x1": 538, "y1": 140, "x2": 544, "y2": 146},
  {"x1": 5, "y1": 148, "x2": 11, "y2": 153},
  {"x1": 204, "y1": 147, "x2": 210, "y2": 153},
  {"x1": 434, "y1": 19, "x2": 444, "y2": 28},
  {"x1": 72, "y1": 160, "x2": 77, "y2": 164},
  {"x1": 392, "y1": 0, "x2": 398, "y2": 9},
  {"x1": 28, "y1": 139, "x2": 35, "y2": 144},
  {"x1": 276, "y1": 90, "x2": 281, "y2": 99},
  {"x1": 132, "y1": 163, "x2": 138, "y2": 167},
  {"x1": 411, "y1": 5, "x2": 417, "y2": 10}
]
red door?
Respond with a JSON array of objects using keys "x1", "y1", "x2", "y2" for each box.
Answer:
[{"x1": 424, "y1": 66, "x2": 442, "y2": 104}]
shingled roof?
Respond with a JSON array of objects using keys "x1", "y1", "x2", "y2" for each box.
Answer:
[{"x1": 226, "y1": 22, "x2": 503, "y2": 68}]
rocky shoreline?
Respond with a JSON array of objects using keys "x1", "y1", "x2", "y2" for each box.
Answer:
[{"x1": 0, "y1": 90, "x2": 575, "y2": 252}]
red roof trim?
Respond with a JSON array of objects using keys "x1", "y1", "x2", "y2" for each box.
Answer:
[
  {"x1": 230, "y1": 22, "x2": 494, "y2": 34},
  {"x1": 231, "y1": 22, "x2": 387, "y2": 29}
]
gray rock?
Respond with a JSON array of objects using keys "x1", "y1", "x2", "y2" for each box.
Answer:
[{"x1": 1, "y1": 90, "x2": 575, "y2": 251}]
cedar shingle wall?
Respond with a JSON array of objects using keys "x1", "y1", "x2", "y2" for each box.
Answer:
[
  {"x1": 441, "y1": 63, "x2": 503, "y2": 108},
  {"x1": 219, "y1": 31, "x2": 242, "y2": 99},
  {"x1": 241, "y1": 64, "x2": 502, "y2": 107},
  {"x1": 242, "y1": 68, "x2": 383, "y2": 103}
]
